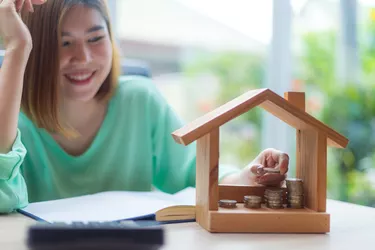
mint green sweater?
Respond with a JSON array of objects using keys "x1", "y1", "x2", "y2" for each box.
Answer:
[{"x1": 0, "y1": 76, "x2": 238, "y2": 213}]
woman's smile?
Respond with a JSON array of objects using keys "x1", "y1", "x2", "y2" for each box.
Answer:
[{"x1": 65, "y1": 71, "x2": 97, "y2": 86}]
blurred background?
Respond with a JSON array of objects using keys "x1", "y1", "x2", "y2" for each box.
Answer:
[{"x1": 1, "y1": 0, "x2": 375, "y2": 208}]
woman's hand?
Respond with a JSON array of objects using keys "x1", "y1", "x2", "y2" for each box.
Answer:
[
  {"x1": 241, "y1": 148, "x2": 289, "y2": 186},
  {"x1": 221, "y1": 148, "x2": 290, "y2": 186},
  {"x1": 0, "y1": 0, "x2": 45, "y2": 51}
]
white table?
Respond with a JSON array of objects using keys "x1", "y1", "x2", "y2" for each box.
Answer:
[{"x1": 1, "y1": 199, "x2": 374, "y2": 250}]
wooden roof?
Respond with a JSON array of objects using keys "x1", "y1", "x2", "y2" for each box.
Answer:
[{"x1": 172, "y1": 88, "x2": 349, "y2": 148}]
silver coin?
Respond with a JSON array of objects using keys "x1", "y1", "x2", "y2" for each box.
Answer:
[
  {"x1": 218, "y1": 199, "x2": 237, "y2": 208},
  {"x1": 245, "y1": 203, "x2": 261, "y2": 209},
  {"x1": 263, "y1": 168, "x2": 281, "y2": 174},
  {"x1": 244, "y1": 195, "x2": 262, "y2": 202}
]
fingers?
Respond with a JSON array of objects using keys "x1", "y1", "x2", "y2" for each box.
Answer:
[
  {"x1": 257, "y1": 173, "x2": 286, "y2": 187},
  {"x1": 31, "y1": 0, "x2": 45, "y2": 4},
  {"x1": 4, "y1": 0, "x2": 44, "y2": 12},
  {"x1": 249, "y1": 163, "x2": 263, "y2": 175},
  {"x1": 246, "y1": 148, "x2": 290, "y2": 186},
  {"x1": 277, "y1": 152, "x2": 289, "y2": 175},
  {"x1": 24, "y1": 0, "x2": 33, "y2": 12},
  {"x1": 263, "y1": 148, "x2": 289, "y2": 175},
  {"x1": 15, "y1": 0, "x2": 24, "y2": 11}
]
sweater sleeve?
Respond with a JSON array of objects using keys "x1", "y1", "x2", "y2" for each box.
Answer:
[
  {"x1": 0, "y1": 129, "x2": 28, "y2": 213},
  {"x1": 148, "y1": 84, "x2": 239, "y2": 194}
]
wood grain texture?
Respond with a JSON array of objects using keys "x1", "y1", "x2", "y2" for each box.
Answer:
[
  {"x1": 284, "y1": 91, "x2": 305, "y2": 200},
  {"x1": 284, "y1": 92, "x2": 306, "y2": 111},
  {"x1": 172, "y1": 89, "x2": 348, "y2": 149},
  {"x1": 172, "y1": 88, "x2": 268, "y2": 145},
  {"x1": 298, "y1": 129, "x2": 319, "y2": 211},
  {"x1": 195, "y1": 129, "x2": 219, "y2": 230},
  {"x1": 296, "y1": 130, "x2": 328, "y2": 212},
  {"x1": 317, "y1": 132, "x2": 327, "y2": 212},
  {"x1": 259, "y1": 90, "x2": 347, "y2": 148},
  {"x1": 171, "y1": 89, "x2": 348, "y2": 233},
  {"x1": 209, "y1": 206, "x2": 330, "y2": 233}
]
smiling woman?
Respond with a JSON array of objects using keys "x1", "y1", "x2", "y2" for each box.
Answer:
[
  {"x1": 59, "y1": 8, "x2": 114, "y2": 103},
  {"x1": 0, "y1": 0, "x2": 289, "y2": 214},
  {"x1": 21, "y1": 0, "x2": 121, "y2": 136}
]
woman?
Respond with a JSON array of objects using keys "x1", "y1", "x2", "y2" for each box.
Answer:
[{"x1": 0, "y1": 0, "x2": 289, "y2": 213}]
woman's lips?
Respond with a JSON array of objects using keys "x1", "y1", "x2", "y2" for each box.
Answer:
[{"x1": 65, "y1": 71, "x2": 96, "y2": 85}]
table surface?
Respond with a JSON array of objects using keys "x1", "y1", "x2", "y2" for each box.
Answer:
[{"x1": 1, "y1": 199, "x2": 375, "y2": 250}]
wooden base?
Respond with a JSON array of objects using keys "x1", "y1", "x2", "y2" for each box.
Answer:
[{"x1": 203, "y1": 204, "x2": 330, "y2": 233}]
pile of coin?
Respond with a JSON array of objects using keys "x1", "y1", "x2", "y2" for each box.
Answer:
[
  {"x1": 264, "y1": 189, "x2": 284, "y2": 209},
  {"x1": 218, "y1": 199, "x2": 237, "y2": 208},
  {"x1": 244, "y1": 195, "x2": 262, "y2": 209},
  {"x1": 286, "y1": 178, "x2": 304, "y2": 208}
]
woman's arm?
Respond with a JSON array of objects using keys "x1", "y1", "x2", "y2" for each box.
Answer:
[
  {"x1": 0, "y1": 46, "x2": 31, "y2": 153},
  {"x1": 0, "y1": 0, "x2": 35, "y2": 153},
  {"x1": 0, "y1": 0, "x2": 46, "y2": 213}
]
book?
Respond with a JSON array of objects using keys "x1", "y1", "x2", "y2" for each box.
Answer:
[{"x1": 18, "y1": 187, "x2": 196, "y2": 224}]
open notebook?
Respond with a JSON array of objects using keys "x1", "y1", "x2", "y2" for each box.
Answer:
[{"x1": 18, "y1": 187, "x2": 196, "y2": 224}]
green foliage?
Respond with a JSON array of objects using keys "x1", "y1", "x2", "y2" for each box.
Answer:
[
  {"x1": 298, "y1": 14, "x2": 375, "y2": 206},
  {"x1": 184, "y1": 51, "x2": 265, "y2": 126},
  {"x1": 183, "y1": 51, "x2": 266, "y2": 166},
  {"x1": 298, "y1": 30, "x2": 336, "y2": 91},
  {"x1": 183, "y1": 12, "x2": 375, "y2": 206},
  {"x1": 319, "y1": 84, "x2": 375, "y2": 204}
]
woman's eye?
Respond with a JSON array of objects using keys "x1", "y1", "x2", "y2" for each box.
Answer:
[
  {"x1": 88, "y1": 36, "x2": 104, "y2": 43},
  {"x1": 62, "y1": 41, "x2": 71, "y2": 47}
]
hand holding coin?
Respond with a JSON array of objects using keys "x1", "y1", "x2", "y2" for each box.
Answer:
[{"x1": 241, "y1": 148, "x2": 289, "y2": 187}]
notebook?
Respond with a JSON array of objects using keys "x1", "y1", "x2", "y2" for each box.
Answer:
[{"x1": 18, "y1": 187, "x2": 196, "y2": 224}]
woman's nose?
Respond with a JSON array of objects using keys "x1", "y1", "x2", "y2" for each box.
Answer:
[{"x1": 72, "y1": 44, "x2": 92, "y2": 64}]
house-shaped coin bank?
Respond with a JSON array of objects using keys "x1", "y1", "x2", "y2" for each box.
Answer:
[{"x1": 172, "y1": 89, "x2": 349, "y2": 233}]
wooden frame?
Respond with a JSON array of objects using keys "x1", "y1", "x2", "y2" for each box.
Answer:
[{"x1": 172, "y1": 88, "x2": 349, "y2": 233}]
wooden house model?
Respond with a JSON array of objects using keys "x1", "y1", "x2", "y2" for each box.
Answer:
[{"x1": 172, "y1": 88, "x2": 349, "y2": 233}]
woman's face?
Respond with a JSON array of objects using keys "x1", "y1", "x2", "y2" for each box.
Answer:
[{"x1": 59, "y1": 5, "x2": 113, "y2": 102}]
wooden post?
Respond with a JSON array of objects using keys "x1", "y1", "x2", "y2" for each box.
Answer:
[
  {"x1": 297, "y1": 130, "x2": 327, "y2": 212},
  {"x1": 317, "y1": 132, "x2": 327, "y2": 212},
  {"x1": 284, "y1": 91, "x2": 305, "y2": 188},
  {"x1": 284, "y1": 92, "x2": 305, "y2": 111},
  {"x1": 196, "y1": 128, "x2": 219, "y2": 230},
  {"x1": 284, "y1": 92, "x2": 327, "y2": 212}
]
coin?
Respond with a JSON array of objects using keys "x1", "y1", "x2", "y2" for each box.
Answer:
[
  {"x1": 245, "y1": 202, "x2": 261, "y2": 209},
  {"x1": 218, "y1": 199, "x2": 237, "y2": 208},
  {"x1": 263, "y1": 168, "x2": 281, "y2": 174},
  {"x1": 256, "y1": 167, "x2": 281, "y2": 175},
  {"x1": 244, "y1": 195, "x2": 262, "y2": 202},
  {"x1": 256, "y1": 166, "x2": 265, "y2": 176},
  {"x1": 286, "y1": 178, "x2": 304, "y2": 208},
  {"x1": 264, "y1": 189, "x2": 284, "y2": 209},
  {"x1": 267, "y1": 204, "x2": 284, "y2": 209},
  {"x1": 244, "y1": 195, "x2": 262, "y2": 209}
]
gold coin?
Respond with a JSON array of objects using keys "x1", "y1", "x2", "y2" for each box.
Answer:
[{"x1": 218, "y1": 199, "x2": 237, "y2": 208}]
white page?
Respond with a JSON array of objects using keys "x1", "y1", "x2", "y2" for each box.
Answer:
[
  {"x1": 171, "y1": 187, "x2": 196, "y2": 205},
  {"x1": 20, "y1": 188, "x2": 196, "y2": 223}
]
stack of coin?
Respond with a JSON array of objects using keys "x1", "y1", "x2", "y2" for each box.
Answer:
[
  {"x1": 218, "y1": 199, "x2": 237, "y2": 208},
  {"x1": 243, "y1": 195, "x2": 262, "y2": 209},
  {"x1": 264, "y1": 189, "x2": 284, "y2": 209},
  {"x1": 286, "y1": 178, "x2": 304, "y2": 208}
]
